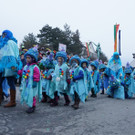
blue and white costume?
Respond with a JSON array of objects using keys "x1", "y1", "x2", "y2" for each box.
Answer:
[{"x1": 106, "y1": 52, "x2": 125, "y2": 99}]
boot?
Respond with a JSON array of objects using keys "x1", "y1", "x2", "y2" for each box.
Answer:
[
  {"x1": 50, "y1": 99, "x2": 58, "y2": 106},
  {"x1": 0, "y1": 88, "x2": 3, "y2": 105},
  {"x1": 74, "y1": 98, "x2": 80, "y2": 110},
  {"x1": 50, "y1": 94, "x2": 58, "y2": 107},
  {"x1": 26, "y1": 106, "x2": 36, "y2": 114},
  {"x1": 125, "y1": 91, "x2": 128, "y2": 99},
  {"x1": 91, "y1": 88, "x2": 95, "y2": 97},
  {"x1": 71, "y1": 103, "x2": 75, "y2": 108},
  {"x1": 100, "y1": 89, "x2": 104, "y2": 94},
  {"x1": 92, "y1": 94, "x2": 97, "y2": 98},
  {"x1": 47, "y1": 99, "x2": 53, "y2": 103},
  {"x1": 91, "y1": 88, "x2": 97, "y2": 98},
  {"x1": 41, "y1": 92, "x2": 47, "y2": 103},
  {"x1": 64, "y1": 94, "x2": 70, "y2": 106},
  {"x1": 108, "y1": 95, "x2": 112, "y2": 98},
  {"x1": 4, "y1": 89, "x2": 16, "y2": 107},
  {"x1": 73, "y1": 92, "x2": 80, "y2": 110}
]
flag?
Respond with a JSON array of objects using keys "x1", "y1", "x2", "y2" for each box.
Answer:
[
  {"x1": 114, "y1": 24, "x2": 120, "y2": 52},
  {"x1": 118, "y1": 30, "x2": 121, "y2": 55}
]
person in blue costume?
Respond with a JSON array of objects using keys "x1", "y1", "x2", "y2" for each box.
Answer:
[
  {"x1": 81, "y1": 59, "x2": 94, "y2": 100},
  {"x1": 123, "y1": 62, "x2": 133, "y2": 98},
  {"x1": 40, "y1": 52, "x2": 55, "y2": 103},
  {"x1": 107, "y1": 52, "x2": 123, "y2": 79},
  {"x1": 0, "y1": 30, "x2": 22, "y2": 107},
  {"x1": 106, "y1": 52, "x2": 125, "y2": 99},
  {"x1": 103, "y1": 67, "x2": 110, "y2": 92},
  {"x1": 90, "y1": 60, "x2": 100, "y2": 97},
  {"x1": 18, "y1": 52, "x2": 26, "y2": 85},
  {"x1": 69, "y1": 55, "x2": 87, "y2": 109},
  {"x1": 99, "y1": 62, "x2": 106, "y2": 94},
  {"x1": 50, "y1": 51, "x2": 70, "y2": 107},
  {"x1": 106, "y1": 75, "x2": 125, "y2": 99},
  {"x1": 18, "y1": 46, "x2": 42, "y2": 113},
  {"x1": 131, "y1": 69, "x2": 135, "y2": 94}
]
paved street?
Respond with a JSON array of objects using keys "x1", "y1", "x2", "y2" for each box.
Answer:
[{"x1": 1, "y1": 87, "x2": 135, "y2": 135}]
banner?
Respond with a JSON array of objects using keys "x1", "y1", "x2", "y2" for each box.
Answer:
[
  {"x1": 118, "y1": 30, "x2": 122, "y2": 55},
  {"x1": 59, "y1": 43, "x2": 66, "y2": 52},
  {"x1": 114, "y1": 24, "x2": 120, "y2": 52}
]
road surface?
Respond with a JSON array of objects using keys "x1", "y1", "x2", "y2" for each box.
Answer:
[{"x1": 0, "y1": 87, "x2": 135, "y2": 135}]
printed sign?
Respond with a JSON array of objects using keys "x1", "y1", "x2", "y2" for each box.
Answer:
[{"x1": 59, "y1": 43, "x2": 66, "y2": 52}]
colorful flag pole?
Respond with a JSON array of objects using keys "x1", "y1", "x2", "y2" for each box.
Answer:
[
  {"x1": 114, "y1": 24, "x2": 120, "y2": 52},
  {"x1": 118, "y1": 30, "x2": 121, "y2": 55}
]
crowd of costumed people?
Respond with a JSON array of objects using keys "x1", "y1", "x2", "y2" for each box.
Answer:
[{"x1": 0, "y1": 30, "x2": 135, "y2": 114}]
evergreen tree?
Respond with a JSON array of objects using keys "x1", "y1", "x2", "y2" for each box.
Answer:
[
  {"x1": 20, "y1": 33, "x2": 37, "y2": 49},
  {"x1": 37, "y1": 24, "x2": 83, "y2": 54}
]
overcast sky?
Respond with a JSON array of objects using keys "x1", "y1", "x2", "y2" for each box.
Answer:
[{"x1": 0, "y1": 0, "x2": 135, "y2": 65}]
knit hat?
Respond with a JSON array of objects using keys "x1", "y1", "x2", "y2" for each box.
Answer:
[
  {"x1": 125, "y1": 62, "x2": 132, "y2": 74},
  {"x1": 24, "y1": 46, "x2": 39, "y2": 62},
  {"x1": 99, "y1": 60, "x2": 106, "y2": 70},
  {"x1": 81, "y1": 59, "x2": 89, "y2": 67},
  {"x1": 2, "y1": 30, "x2": 17, "y2": 43},
  {"x1": 41, "y1": 52, "x2": 55, "y2": 69},
  {"x1": 91, "y1": 60, "x2": 99, "y2": 69},
  {"x1": 55, "y1": 51, "x2": 67, "y2": 62},
  {"x1": 69, "y1": 55, "x2": 81, "y2": 65},
  {"x1": 99, "y1": 64, "x2": 106, "y2": 70}
]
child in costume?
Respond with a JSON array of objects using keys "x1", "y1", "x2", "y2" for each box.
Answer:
[
  {"x1": 81, "y1": 59, "x2": 94, "y2": 100},
  {"x1": 69, "y1": 55, "x2": 87, "y2": 109},
  {"x1": 106, "y1": 75, "x2": 125, "y2": 99},
  {"x1": 131, "y1": 69, "x2": 135, "y2": 94},
  {"x1": 90, "y1": 60, "x2": 100, "y2": 97},
  {"x1": 123, "y1": 63, "x2": 133, "y2": 98},
  {"x1": 99, "y1": 62, "x2": 106, "y2": 94},
  {"x1": 41, "y1": 52, "x2": 55, "y2": 103},
  {"x1": 51, "y1": 51, "x2": 70, "y2": 106},
  {"x1": 103, "y1": 67, "x2": 110, "y2": 92},
  {"x1": 106, "y1": 52, "x2": 125, "y2": 99},
  {"x1": 19, "y1": 46, "x2": 42, "y2": 113}
]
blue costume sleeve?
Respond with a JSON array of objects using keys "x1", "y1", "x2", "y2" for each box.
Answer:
[
  {"x1": 97, "y1": 72, "x2": 99, "y2": 81},
  {"x1": 125, "y1": 79, "x2": 131, "y2": 86},
  {"x1": 73, "y1": 70, "x2": 84, "y2": 81},
  {"x1": 117, "y1": 68, "x2": 123, "y2": 78},
  {"x1": 121, "y1": 82, "x2": 125, "y2": 87}
]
